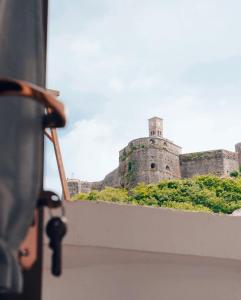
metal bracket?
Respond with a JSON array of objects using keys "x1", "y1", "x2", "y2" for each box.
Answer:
[{"x1": 0, "y1": 77, "x2": 66, "y2": 128}]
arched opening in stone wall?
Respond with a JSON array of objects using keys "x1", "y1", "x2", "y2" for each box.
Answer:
[
  {"x1": 166, "y1": 165, "x2": 170, "y2": 171},
  {"x1": 150, "y1": 139, "x2": 155, "y2": 144},
  {"x1": 128, "y1": 161, "x2": 132, "y2": 171},
  {"x1": 151, "y1": 163, "x2": 156, "y2": 169}
]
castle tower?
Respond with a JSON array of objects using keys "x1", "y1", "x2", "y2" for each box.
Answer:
[
  {"x1": 235, "y1": 143, "x2": 241, "y2": 166},
  {"x1": 148, "y1": 117, "x2": 163, "y2": 138}
]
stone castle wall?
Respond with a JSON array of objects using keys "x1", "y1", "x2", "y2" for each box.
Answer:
[
  {"x1": 180, "y1": 150, "x2": 224, "y2": 178},
  {"x1": 235, "y1": 143, "x2": 241, "y2": 166},
  {"x1": 100, "y1": 168, "x2": 120, "y2": 189},
  {"x1": 180, "y1": 150, "x2": 239, "y2": 178},
  {"x1": 222, "y1": 150, "x2": 239, "y2": 176}
]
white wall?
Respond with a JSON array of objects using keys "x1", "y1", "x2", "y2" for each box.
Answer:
[{"x1": 43, "y1": 201, "x2": 241, "y2": 300}]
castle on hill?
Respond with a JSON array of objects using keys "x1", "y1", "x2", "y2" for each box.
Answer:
[{"x1": 67, "y1": 117, "x2": 241, "y2": 197}]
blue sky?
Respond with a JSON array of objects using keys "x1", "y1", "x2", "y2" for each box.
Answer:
[{"x1": 45, "y1": 0, "x2": 241, "y2": 192}]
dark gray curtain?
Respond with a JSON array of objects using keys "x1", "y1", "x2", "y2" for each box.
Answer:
[{"x1": 0, "y1": 0, "x2": 46, "y2": 293}]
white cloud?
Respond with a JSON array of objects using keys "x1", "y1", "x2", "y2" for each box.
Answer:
[
  {"x1": 69, "y1": 39, "x2": 101, "y2": 56},
  {"x1": 45, "y1": 118, "x2": 126, "y2": 193},
  {"x1": 109, "y1": 78, "x2": 125, "y2": 92}
]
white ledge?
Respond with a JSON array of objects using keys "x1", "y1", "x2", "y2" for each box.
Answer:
[{"x1": 63, "y1": 200, "x2": 241, "y2": 261}]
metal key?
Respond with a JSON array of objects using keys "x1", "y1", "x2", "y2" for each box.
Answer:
[{"x1": 46, "y1": 216, "x2": 67, "y2": 276}]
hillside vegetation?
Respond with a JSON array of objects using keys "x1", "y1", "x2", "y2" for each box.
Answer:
[{"x1": 72, "y1": 175, "x2": 241, "y2": 214}]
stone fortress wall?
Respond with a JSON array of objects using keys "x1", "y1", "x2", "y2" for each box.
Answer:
[
  {"x1": 68, "y1": 117, "x2": 241, "y2": 197},
  {"x1": 180, "y1": 150, "x2": 239, "y2": 178}
]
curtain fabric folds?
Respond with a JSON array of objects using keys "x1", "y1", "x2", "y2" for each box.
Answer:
[{"x1": 0, "y1": 0, "x2": 46, "y2": 293}]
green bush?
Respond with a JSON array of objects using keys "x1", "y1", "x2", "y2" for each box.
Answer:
[
  {"x1": 98, "y1": 187, "x2": 129, "y2": 203},
  {"x1": 162, "y1": 201, "x2": 212, "y2": 213},
  {"x1": 230, "y1": 171, "x2": 239, "y2": 178},
  {"x1": 72, "y1": 175, "x2": 241, "y2": 214},
  {"x1": 73, "y1": 187, "x2": 129, "y2": 203},
  {"x1": 230, "y1": 167, "x2": 241, "y2": 178}
]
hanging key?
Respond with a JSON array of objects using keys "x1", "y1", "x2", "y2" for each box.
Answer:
[{"x1": 46, "y1": 216, "x2": 67, "y2": 276}]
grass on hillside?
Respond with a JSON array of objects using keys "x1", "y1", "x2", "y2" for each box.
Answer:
[{"x1": 72, "y1": 175, "x2": 241, "y2": 214}]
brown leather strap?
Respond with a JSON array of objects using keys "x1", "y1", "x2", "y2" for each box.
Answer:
[{"x1": 0, "y1": 77, "x2": 66, "y2": 127}]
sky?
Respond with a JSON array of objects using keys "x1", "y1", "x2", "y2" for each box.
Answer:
[{"x1": 45, "y1": 0, "x2": 241, "y2": 193}]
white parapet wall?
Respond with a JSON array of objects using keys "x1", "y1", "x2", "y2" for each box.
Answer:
[{"x1": 43, "y1": 201, "x2": 241, "y2": 300}]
